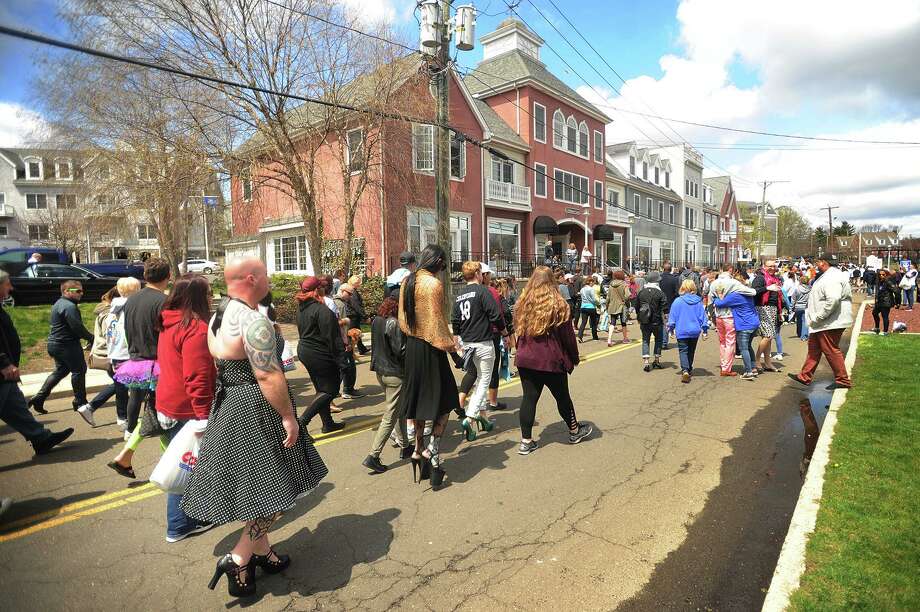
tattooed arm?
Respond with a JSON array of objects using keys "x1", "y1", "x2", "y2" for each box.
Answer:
[{"x1": 239, "y1": 308, "x2": 299, "y2": 447}]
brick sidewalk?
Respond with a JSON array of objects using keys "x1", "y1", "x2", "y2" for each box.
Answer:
[{"x1": 860, "y1": 301, "x2": 919, "y2": 332}]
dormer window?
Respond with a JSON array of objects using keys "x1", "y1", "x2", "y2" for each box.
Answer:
[
  {"x1": 665, "y1": 171, "x2": 670, "y2": 188},
  {"x1": 629, "y1": 156, "x2": 636, "y2": 175},
  {"x1": 55, "y1": 158, "x2": 72, "y2": 180},
  {"x1": 642, "y1": 162, "x2": 648, "y2": 181},
  {"x1": 25, "y1": 157, "x2": 42, "y2": 180},
  {"x1": 654, "y1": 167, "x2": 659, "y2": 184}
]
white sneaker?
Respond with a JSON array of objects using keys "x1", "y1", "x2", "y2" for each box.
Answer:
[
  {"x1": 116, "y1": 418, "x2": 128, "y2": 431},
  {"x1": 0, "y1": 497, "x2": 11, "y2": 519},
  {"x1": 772, "y1": 353, "x2": 784, "y2": 362},
  {"x1": 77, "y1": 404, "x2": 96, "y2": 427},
  {"x1": 124, "y1": 430, "x2": 132, "y2": 441}
]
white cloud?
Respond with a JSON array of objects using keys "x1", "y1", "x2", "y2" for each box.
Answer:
[
  {"x1": 0, "y1": 102, "x2": 45, "y2": 147},
  {"x1": 574, "y1": 0, "x2": 920, "y2": 235},
  {"x1": 342, "y1": 0, "x2": 413, "y2": 27},
  {"x1": 732, "y1": 120, "x2": 920, "y2": 235}
]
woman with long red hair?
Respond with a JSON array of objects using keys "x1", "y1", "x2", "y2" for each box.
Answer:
[{"x1": 513, "y1": 266, "x2": 593, "y2": 456}]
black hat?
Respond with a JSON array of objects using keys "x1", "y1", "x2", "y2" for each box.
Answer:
[{"x1": 399, "y1": 251, "x2": 416, "y2": 265}]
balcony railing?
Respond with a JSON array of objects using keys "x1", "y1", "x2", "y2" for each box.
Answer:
[
  {"x1": 0, "y1": 205, "x2": 14, "y2": 218},
  {"x1": 719, "y1": 230, "x2": 737, "y2": 242},
  {"x1": 486, "y1": 179, "x2": 531, "y2": 209},
  {"x1": 606, "y1": 206, "x2": 632, "y2": 225}
]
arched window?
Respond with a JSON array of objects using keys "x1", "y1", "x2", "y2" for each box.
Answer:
[
  {"x1": 552, "y1": 110, "x2": 565, "y2": 148},
  {"x1": 578, "y1": 121, "x2": 589, "y2": 157},
  {"x1": 566, "y1": 116, "x2": 577, "y2": 153}
]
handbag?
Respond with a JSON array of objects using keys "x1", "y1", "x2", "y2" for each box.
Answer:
[
  {"x1": 138, "y1": 394, "x2": 167, "y2": 438},
  {"x1": 149, "y1": 422, "x2": 200, "y2": 494},
  {"x1": 88, "y1": 353, "x2": 110, "y2": 371},
  {"x1": 598, "y1": 312, "x2": 610, "y2": 332}
]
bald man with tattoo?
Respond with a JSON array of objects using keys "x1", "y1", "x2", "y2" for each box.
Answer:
[{"x1": 181, "y1": 259, "x2": 328, "y2": 598}]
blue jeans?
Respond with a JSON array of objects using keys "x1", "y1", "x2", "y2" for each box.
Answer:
[
  {"x1": 774, "y1": 327, "x2": 784, "y2": 354},
  {"x1": 677, "y1": 337, "x2": 699, "y2": 372},
  {"x1": 640, "y1": 324, "x2": 663, "y2": 358},
  {"x1": 163, "y1": 419, "x2": 204, "y2": 538},
  {"x1": 904, "y1": 288, "x2": 915, "y2": 309},
  {"x1": 736, "y1": 329, "x2": 756, "y2": 373},
  {"x1": 661, "y1": 319, "x2": 669, "y2": 349},
  {"x1": 88, "y1": 361, "x2": 128, "y2": 419},
  {"x1": 0, "y1": 381, "x2": 50, "y2": 444},
  {"x1": 795, "y1": 310, "x2": 809, "y2": 340}
]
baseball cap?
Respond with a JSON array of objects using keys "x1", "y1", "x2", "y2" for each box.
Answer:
[
  {"x1": 564, "y1": 273, "x2": 574, "y2": 280},
  {"x1": 479, "y1": 263, "x2": 493, "y2": 275},
  {"x1": 399, "y1": 251, "x2": 416, "y2": 265}
]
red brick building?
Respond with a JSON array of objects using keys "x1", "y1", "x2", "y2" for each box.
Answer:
[{"x1": 226, "y1": 19, "x2": 613, "y2": 277}]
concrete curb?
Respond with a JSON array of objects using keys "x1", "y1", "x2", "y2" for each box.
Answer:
[{"x1": 761, "y1": 300, "x2": 867, "y2": 611}]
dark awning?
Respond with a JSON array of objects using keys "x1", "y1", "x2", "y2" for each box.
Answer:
[
  {"x1": 593, "y1": 224, "x2": 618, "y2": 240},
  {"x1": 533, "y1": 216, "x2": 558, "y2": 235}
]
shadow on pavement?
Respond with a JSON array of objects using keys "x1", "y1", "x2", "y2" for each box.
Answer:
[
  {"x1": 226, "y1": 505, "x2": 401, "y2": 608},
  {"x1": 0, "y1": 490, "x2": 105, "y2": 529},
  {"x1": 211, "y1": 482, "x2": 335, "y2": 556},
  {"x1": 0, "y1": 435, "x2": 120, "y2": 474}
]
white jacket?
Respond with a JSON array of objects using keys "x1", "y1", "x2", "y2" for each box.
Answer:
[
  {"x1": 805, "y1": 266, "x2": 854, "y2": 332},
  {"x1": 709, "y1": 273, "x2": 756, "y2": 319}
]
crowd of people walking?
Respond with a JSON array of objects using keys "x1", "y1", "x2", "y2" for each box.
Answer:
[{"x1": 1, "y1": 246, "x2": 908, "y2": 598}]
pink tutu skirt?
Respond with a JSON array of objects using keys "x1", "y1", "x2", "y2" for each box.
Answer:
[{"x1": 114, "y1": 359, "x2": 160, "y2": 390}]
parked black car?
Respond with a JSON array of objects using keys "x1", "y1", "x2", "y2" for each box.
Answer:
[{"x1": 6, "y1": 263, "x2": 119, "y2": 306}]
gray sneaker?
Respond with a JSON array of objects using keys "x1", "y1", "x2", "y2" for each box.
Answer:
[
  {"x1": 518, "y1": 440, "x2": 538, "y2": 455},
  {"x1": 568, "y1": 423, "x2": 593, "y2": 444}
]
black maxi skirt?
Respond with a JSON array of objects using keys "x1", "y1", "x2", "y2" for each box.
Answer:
[{"x1": 398, "y1": 336, "x2": 460, "y2": 421}]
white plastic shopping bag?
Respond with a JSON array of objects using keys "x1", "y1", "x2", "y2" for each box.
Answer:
[
  {"x1": 281, "y1": 340, "x2": 297, "y2": 372},
  {"x1": 149, "y1": 422, "x2": 200, "y2": 494}
]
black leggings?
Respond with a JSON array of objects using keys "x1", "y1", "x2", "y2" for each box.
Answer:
[
  {"x1": 459, "y1": 335, "x2": 501, "y2": 394},
  {"x1": 578, "y1": 310, "x2": 599, "y2": 339},
  {"x1": 301, "y1": 391, "x2": 335, "y2": 428},
  {"x1": 518, "y1": 367, "x2": 577, "y2": 439},
  {"x1": 872, "y1": 307, "x2": 891, "y2": 332}
]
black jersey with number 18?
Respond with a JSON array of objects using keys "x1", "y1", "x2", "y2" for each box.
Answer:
[{"x1": 450, "y1": 283, "x2": 504, "y2": 343}]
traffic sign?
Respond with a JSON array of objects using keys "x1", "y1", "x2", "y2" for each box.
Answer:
[{"x1": 203, "y1": 196, "x2": 219, "y2": 207}]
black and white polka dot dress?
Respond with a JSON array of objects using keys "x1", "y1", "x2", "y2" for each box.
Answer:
[{"x1": 180, "y1": 356, "x2": 328, "y2": 524}]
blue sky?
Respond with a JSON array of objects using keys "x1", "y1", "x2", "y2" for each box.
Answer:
[{"x1": 1, "y1": 0, "x2": 919, "y2": 233}]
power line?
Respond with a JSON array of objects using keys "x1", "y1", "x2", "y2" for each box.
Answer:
[
  {"x1": 255, "y1": 0, "x2": 920, "y2": 147},
  {"x1": 0, "y1": 23, "x2": 703, "y2": 232},
  {"x1": 530, "y1": 0, "x2": 753, "y2": 185}
]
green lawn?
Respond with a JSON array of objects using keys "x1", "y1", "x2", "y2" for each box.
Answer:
[
  {"x1": 6, "y1": 302, "x2": 98, "y2": 368},
  {"x1": 790, "y1": 334, "x2": 920, "y2": 611}
]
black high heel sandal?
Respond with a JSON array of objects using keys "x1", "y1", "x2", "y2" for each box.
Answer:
[
  {"x1": 251, "y1": 548, "x2": 291, "y2": 574},
  {"x1": 208, "y1": 554, "x2": 256, "y2": 597}
]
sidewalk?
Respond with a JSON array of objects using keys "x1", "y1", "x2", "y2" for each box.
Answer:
[{"x1": 18, "y1": 326, "x2": 372, "y2": 401}]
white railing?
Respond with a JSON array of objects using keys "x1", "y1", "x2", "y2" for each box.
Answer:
[
  {"x1": 486, "y1": 179, "x2": 531, "y2": 207},
  {"x1": 719, "y1": 230, "x2": 737, "y2": 242},
  {"x1": 606, "y1": 206, "x2": 632, "y2": 224},
  {"x1": 0, "y1": 205, "x2": 14, "y2": 217}
]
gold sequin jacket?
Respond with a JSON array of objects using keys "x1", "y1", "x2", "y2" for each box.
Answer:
[{"x1": 398, "y1": 269, "x2": 454, "y2": 351}]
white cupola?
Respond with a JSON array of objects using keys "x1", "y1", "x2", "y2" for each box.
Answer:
[{"x1": 479, "y1": 18, "x2": 544, "y2": 61}]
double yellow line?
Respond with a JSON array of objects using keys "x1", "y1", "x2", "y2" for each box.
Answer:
[{"x1": 0, "y1": 341, "x2": 638, "y2": 543}]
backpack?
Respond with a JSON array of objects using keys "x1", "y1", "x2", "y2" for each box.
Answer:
[{"x1": 638, "y1": 300, "x2": 652, "y2": 325}]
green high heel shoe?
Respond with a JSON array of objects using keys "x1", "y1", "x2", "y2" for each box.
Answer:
[
  {"x1": 460, "y1": 418, "x2": 478, "y2": 442},
  {"x1": 475, "y1": 415, "x2": 495, "y2": 432}
]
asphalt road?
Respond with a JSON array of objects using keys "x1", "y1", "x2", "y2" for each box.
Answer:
[{"x1": 0, "y1": 322, "x2": 841, "y2": 611}]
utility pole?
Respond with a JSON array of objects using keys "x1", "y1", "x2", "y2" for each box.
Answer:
[
  {"x1": 434, "y1": 0, "x2": 452, "y2": 271},
  {"x1": 756, "y1": 179, "x2": 789, "y2": 263},
  {"x1": 819, "y1": 204, "x2": 839, "y2": 258}
]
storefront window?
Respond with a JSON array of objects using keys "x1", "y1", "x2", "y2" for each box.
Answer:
[
  {"x1": 636, "y1": 237, "x2": 652, "y2": 268},
  {"x1": 487, "y1": 220, "x2": 520, "y2": 274},
  {"x1": 660, "y1": 241, "x2": 674, "y2": 265}
]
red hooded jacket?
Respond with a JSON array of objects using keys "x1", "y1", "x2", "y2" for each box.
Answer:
[{"x1": 155, "y1": 309, "x2": 215, "y2": 421}]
